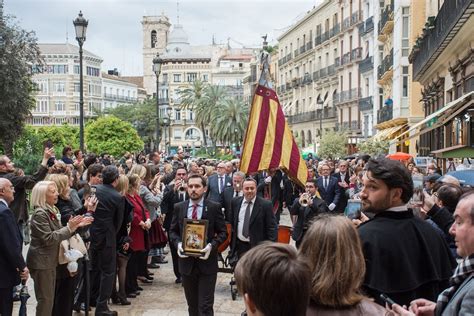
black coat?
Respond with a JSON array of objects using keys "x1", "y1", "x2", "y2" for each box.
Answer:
[
  {"x1": 229, "y1": 196, "x2": 277, "y2": 254},
  {"x1": 358, "y1": 210, "x2": 456, "y2": 306},
  {"x1": 0, "y1": 203, "x2": 26, "y2": 288},
  {"x1": 0, "y1": 166, "x2": 48, "y2": 222},
  {"x1": 290, "y1": 196, "x2": 329, "y2": 242},
  {"x1": 161, "y1": 183, "x2": 189, "y2": 231},
  {"x1": 221, "y1": 186, "x2": 241, "y2": 222},
  {"x1": 89, "y1": 184, "x2": 124, "y2": 248},
  {"x1": 169, "y1": 199, "x2": 227, "y2": 276},
  {"x1": 332, "y1": 172, "x2": 350, "y2": 212}
]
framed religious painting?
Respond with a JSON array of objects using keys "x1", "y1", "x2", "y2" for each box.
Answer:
[{"x1": 182, "y1": 219, "x2": 208, "y2": 257}]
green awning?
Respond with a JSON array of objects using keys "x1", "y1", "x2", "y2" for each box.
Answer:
[{"x1": 431, "y1": 145, "x2": 474, "y2": 159}]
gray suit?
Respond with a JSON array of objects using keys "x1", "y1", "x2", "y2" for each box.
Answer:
[
  {"x1": 441, "y1": 275, "x2": 474, "y2": 316},
  {"x1": 26, "y1": 207, "x2": 72, "y2": 316}
]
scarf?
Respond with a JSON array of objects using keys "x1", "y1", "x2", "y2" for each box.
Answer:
[{"x1": 436, "y1": 254, "x2": 474, "y2": 314}]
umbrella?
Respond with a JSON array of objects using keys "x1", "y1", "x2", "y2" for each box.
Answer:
[
  {"x1": 18, "y1": 280, "x2": 30, "y2": 316},
  {"x1": 443, "y1": 170, "x2": 474, "y2": 186},
  {"x1": 386, "y1": 152, "x2": 413, "y2": 161}
]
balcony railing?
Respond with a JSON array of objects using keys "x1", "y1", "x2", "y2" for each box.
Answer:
[
  {"x1": 359, "y1": 56, "x2": 373, "y2": 73},
  {"x1": 303, "y1": 73, "x2": 313, "y2": 85},
  {"x1": 358, "y1": 96, "x2": 373, "y2": 112},
  {"x1": 334, "y1": 88, "x2": 361, "y2": 105},
  {"x1": 411, "y1": 0, "x2": 472, "y2": 80},
  {"x1": 328, "y1": 64, "x2": 336, "y2": 76},
  {"x1": 378, "y1": 0, "x2": 394, "y2": 34},
  {"x1": 342, "y1": 52, "x2": 351, "y2": 66},
  {"x1": 351, "y1": 47, "x2": 362, "y2": 61},
  {"x1": 287, "y1": 108, "x2": 336, "y2": 124},
  {"x1": 321, "y1": 31, "x2": 329, "y2": 42},
  {"x1": 350, "y1": 120, "x2": 360, "y2": 130},
  {"x1": 306, "y1": 41, "x2": 313, "y2": 51},
  {"x1": 103, "y1": 93, "x2": 138, "y2": 102},
  {"x1": 377, "y1": 105, "x2": 393, "y2": 124},
  {"x1": 313, "y1": 71, "x2": 320, "y2": 81},
  {"x1": 342, "y1": 17, "x2": 351, "y2": 31},
  {"x1": 294, "y1": 49, "x2": 299, "y2": 58},
  {"x1": 315, "y1": 35, "x2": 322, "y2": 46},
  {"x1": 330, "y1": 24, "x2": 340, "y2": 37},
  {"x1": 158, "y1": 98, "x2": 169, "y2": 105},
  {"x1": 300, "y1": 45, "x2": 306, "y2": 54},
  {"x1": 335, "y1": 57, "x2": 341, "y2": 68},
  {"x1": 377, "y1": 49, "x2": 394, "y2": 80},
  {"x1": 319, "y1": 67, "x2": 327, "y2": 79},
  {"x1": 351, "y1": 11, "x2": 361, "y2": 26},
  {"x1": 359, "y1": 16, "x2": 374, "y2": 36}
]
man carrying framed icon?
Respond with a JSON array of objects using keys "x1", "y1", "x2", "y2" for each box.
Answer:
[{"x1": 169, "y1": 174, "x2": 227, "y2": 316}]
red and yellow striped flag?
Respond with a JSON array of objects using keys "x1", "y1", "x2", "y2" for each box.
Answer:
[{"x1": 240, "y1": 85, "x2": 308, "y2": 187}]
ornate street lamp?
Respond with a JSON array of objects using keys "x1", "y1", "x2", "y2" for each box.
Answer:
[
  {"x1": 73, "y1": 11, "x2": 88, "y2": 152},
  {"x1": 153, "y1": 53, "x2": 163, "y2": 151},
  {"x1": 317, "y1": 95, "x2": 324, "y2": 138},
  {"x1": 167, "y1": 106, "x2": 172, "y2": 154}
]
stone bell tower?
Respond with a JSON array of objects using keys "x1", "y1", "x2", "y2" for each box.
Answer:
[{"x1": 142, "y1": 14, "x2": 171, "y2": 95}]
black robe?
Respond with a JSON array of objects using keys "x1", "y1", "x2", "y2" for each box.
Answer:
[{"x1": 358, "y1": 210, "x2": 456, "y2": 307}]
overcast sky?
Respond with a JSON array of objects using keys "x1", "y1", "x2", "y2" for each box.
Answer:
[{"x1": 6, "y1": 0, "x2": 323, "y2": 75}]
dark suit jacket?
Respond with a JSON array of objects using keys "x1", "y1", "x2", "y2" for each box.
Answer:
[
  {"x1": 89, "y1": 184, "x2": 124, "y2": 248},
  {"x1": 0, "y1": 203, "x2": 26, "y2": 288},
  {"x1": 222, "y1": 187, "x2": 242, "y2": 222},
  {"x1": 0, "y1": 166, "x2": 48, "y2": 222},
  {"x1": 317, "y1": 176, "x2": 341, "y2": 209},
  {"x1": 162, "y1": 182, "x2": 189, "y2": 230},
  {"x1": 169, "y1": 199, "x2": 227, "y2": 276},
  {"x1": 205, "y1": 174, "x2": 231, "y2": 204},
  {"x1": 256, "y1": 171, "x2": 284, "y2": 212},
  {"x1": 229, "y1": 196, "x2": 277, "y2": 254},
  {"x1": 333, "y1": 172, "x2": 350, "y2": 212},
  {"x1": 290, "y1": 196, "x2": 329, "y2": 242}
]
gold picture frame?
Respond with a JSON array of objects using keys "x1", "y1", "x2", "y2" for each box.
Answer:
[{"x1": 182, "y1": 219, "x2": 208, "y2": 257}]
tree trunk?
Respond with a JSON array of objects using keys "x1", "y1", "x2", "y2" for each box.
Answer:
[{"x1": 2, "y1": 138, "x2": 14, "y2": 158}]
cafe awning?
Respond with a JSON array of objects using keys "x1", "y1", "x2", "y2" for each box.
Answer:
[{"x1": 372, "y1": 124, "x2": 407, "y2": 141}]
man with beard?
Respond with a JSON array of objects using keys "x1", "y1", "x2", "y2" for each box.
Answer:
[
  {"x1": 169, "y1": 174, "x2": 227, "y2": 316},
  {"x1": 358, "y1": 158, "x2": 455, "y2": 307}
]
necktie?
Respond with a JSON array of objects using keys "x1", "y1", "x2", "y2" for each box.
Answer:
[
  {"x1": 191, "y1": 204, "x2": 198, "y2": 220},
  {"x1": 324, "y1": 177, "x2": 328, "y2": 189},
  {"x1": 242, "y1": 201, "x2": 252, "y2": 238},
  {"x1": 219, "y1": 176, "x2": 224, "y2": 193}
]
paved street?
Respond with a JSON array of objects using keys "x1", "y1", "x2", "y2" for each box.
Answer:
[{"x1": 13, "y1": 210, "x2": 293, "y2": 316}]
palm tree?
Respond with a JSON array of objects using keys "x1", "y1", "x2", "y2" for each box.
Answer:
[
  {"x1": 178, "y1": 80, "x2": 207, "y2": 146},
  {"x1": 211, "y1": 98, "x2": 249, "y2": 147},
  {"x1": 196, "y1": 84, "x2": 227, "y2": 147}
]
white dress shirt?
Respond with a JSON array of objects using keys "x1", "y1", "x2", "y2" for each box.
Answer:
[{"x1": 237, "y1": 196, "x2": 256, "y2": 242}]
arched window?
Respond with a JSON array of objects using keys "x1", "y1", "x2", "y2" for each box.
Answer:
[
  {"x1": 151, "y1": 30, "x2": 157, "y2": 48},
  {"x1": 307, "y1": 130, "x2": 312, "y2": 145},
  {"x1": 301, "y1": 130, "x2": 306, "y2": 147}
]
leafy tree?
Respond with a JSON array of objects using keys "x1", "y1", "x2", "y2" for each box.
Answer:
[
  {"x1": 179, "y1": 80, "x2": 207, "y2": 147},
  {"x1": 318, "y1": 130, "x2": 348, "y2": 160},
  {"x1": 0, "y1": 15, "x2": 43, "y2": 156},
  {"x1": 196, "y1": 85, "x2": 227, "y2": 147},
  {"x1": 357, "y1": 138, "x2": 390, "y2": 156},
  {"x1": 85, "y1": 116, "x2": 144, "y2": 157},
  {"x1": 211, "y1": 98, "x2": 248, "y2": 146},
  {"x1": 105, "y1": 99, "x2": 157, "y2": 146},
  {"x1": 36, "y1": 124, "x2": 79, "y2": 152},
  {"x1": 12, "y1": 126, "x2": 43, "y2": 174}
]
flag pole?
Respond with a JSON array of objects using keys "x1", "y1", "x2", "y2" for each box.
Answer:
[{"x1": 240, "y1": 36, "x2": 271, "y2": 171}]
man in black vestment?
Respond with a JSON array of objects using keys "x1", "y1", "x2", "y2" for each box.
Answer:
[{"x1": 358, "y1": 158, "x2": 455, "y2": 307}]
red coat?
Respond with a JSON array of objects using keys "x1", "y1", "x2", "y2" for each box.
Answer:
[{"x1": 126, "y1": 193, "x2": 150, "y2": 251}]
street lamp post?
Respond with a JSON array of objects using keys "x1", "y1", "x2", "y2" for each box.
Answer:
[
  {"x1": 317, "y1": 96, "x2": 324, "y2": 139},
  {"x1": 73, "y1": 11, "x2": 88, "y2": 152},
  {"x1": 153, "y1": 53, "x2": 163, "y2": 151},
  {"x1": 167, "y1": 106, "x2": 172, "y2": 154}
]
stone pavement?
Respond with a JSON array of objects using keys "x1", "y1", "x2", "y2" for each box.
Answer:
[{"x1": 13, "y1": 210, "x2": 293, "y2": 315}]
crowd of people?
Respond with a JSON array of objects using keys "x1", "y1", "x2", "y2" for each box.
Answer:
[{"x1": 0, "y1": 145, "x2": 473, "y2": 316}]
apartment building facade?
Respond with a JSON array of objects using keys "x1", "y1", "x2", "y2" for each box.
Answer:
[
  {"x1": 373, "y1": 0, "x2": 424, "y2": 154},
  {"x1": 400, "y1": 0, "x2": 474, "y2": 167}
]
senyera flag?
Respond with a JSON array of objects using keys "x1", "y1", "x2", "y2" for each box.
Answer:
[{"x1": 240, "y1": 84, "x2": 308, "y2": 188}]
